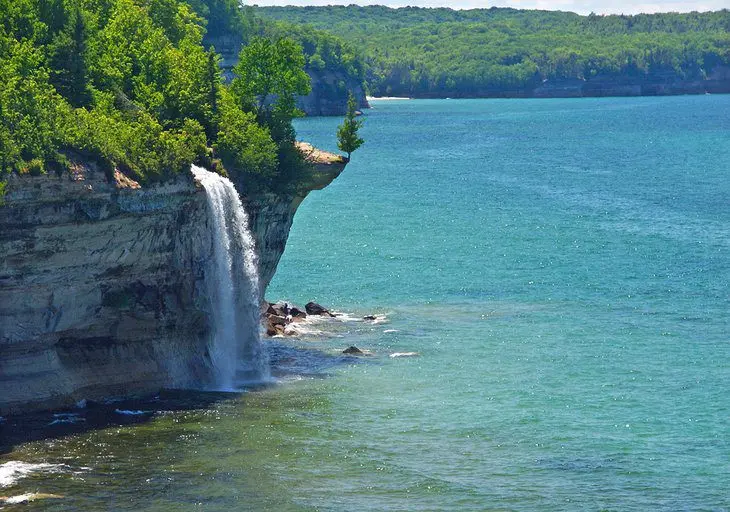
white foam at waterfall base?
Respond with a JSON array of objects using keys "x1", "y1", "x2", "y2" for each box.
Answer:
[
  {"x1": 191, "y1": 166, "x2": 270, "y2": 389},
  {"x1": 0, "y1": 461, "x2": 65, "y2": 488}
]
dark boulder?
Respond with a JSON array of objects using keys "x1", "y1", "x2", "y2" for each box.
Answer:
[
  {"x1": 290, "y1": 307, "x2": 307, "y2": 318},
  {"x1": 363, "y1": 315, "x2": 377, "y2": 321},
  {"x1": 343, "y1": 346, "x2": 364, "y2": 355},
  {"x1": 305, "y1": 302, "x2": 334, "y2": 317}
]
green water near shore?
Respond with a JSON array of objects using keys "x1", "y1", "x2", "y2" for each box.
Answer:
[{"x1": 2, "y1": 96, "x2": 729, "y2": 510}]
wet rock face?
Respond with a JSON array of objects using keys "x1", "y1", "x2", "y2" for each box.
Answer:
[
  {"x1": 305, "y1": 302, "x2": 334, "y2": 317},
  {"x1": 0, "y1": 167, "x2": 215, "y2": 415}
]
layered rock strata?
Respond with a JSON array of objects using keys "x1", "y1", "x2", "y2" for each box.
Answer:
[
  {"x1": 0, "y1": 165, "x2": 212, "y2": 414},
  {"x1": 0, "y1": 148, "x2": 347, "y2": 414}
]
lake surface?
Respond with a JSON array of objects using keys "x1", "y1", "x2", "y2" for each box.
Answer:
[{"x1": 2, "y1": 96, "x2": 729, "y2": 510}]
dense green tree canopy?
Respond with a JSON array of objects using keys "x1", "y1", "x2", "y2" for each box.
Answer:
[
  {"x1": 257, "y1": 6, "x2": 730, "y2": 98},
  {"x1": 0, "y1": 0, "x2": 319, "y2": 196},
  {"x1": 183, "y1": 0, "x2": 365, "y2": 92},
  {"x1": 232, "y1": 36, "x2": 310, "y2": 115}
]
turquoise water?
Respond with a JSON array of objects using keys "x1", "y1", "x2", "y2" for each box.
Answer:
[{"x1": 2, "y1": 96, "x2": 729, "y2": 510}]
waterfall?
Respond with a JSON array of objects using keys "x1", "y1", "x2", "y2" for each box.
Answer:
[{"x1": 191, "y1": 165, "x2": 269, "y2": 389}]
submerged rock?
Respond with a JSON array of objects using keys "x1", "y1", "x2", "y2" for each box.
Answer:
[
  {"x1": 363, "y1": 315, "x2": 377, "y2": 321},
  {"x1": 342, "y1": 346, "x2": 364, "y2": 355}
]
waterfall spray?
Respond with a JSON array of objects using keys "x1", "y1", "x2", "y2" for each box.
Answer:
[{"x1": 191, "y1": 165, "x2": 269, "y2": 388}]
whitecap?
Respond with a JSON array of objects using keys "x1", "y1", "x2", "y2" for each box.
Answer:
[
  {"x1": 330, "y1": 312, "x2": 361, "y2": 322},
  {"x1": 114, "y1": 409, "x2": 149, "y2": 416},
  {"x1": 2, "y1": 493, "x2": 63, "y2": 504},
  {"x1": 389, "y1": 352, "x2": 419, "y2": 358},
  {"x1": 0, "y1": 461, "x2": 65, "y2": 488}
]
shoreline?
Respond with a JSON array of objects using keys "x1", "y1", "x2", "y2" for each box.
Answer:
[
  {"x1": 366, "y1": 90, "x2": 729, "y2": 102},
  {"x1": 366, "y1": 96, "x2": 411, "y2": 101}
]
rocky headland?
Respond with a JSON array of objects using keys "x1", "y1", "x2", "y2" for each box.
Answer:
[{"x1": 0, "y1": 147, "x2": 347, "y2": 415}]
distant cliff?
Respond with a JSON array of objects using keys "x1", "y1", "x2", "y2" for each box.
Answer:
[
  {"x1": 206, "y1": 32, "x2": 369, "y2": 116},
  {"x1": 532, "y1": 66, "x2": 730, "y2": 98},
  {"x1": 0, "y1": 149, "x2": 347, "y2": 415}
]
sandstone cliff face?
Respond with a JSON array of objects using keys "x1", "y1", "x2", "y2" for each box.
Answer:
[
  {"x1": 532, "y1": 65, "x2": 730, "y2": 98},
  {"x1": 0, "y1": 166, "x2": 214, "y2": 414},
  {"x1": 0, "y1": 151, "x2": 347, "y2": 415}
]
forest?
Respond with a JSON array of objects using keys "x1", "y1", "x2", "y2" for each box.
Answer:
[
  {"x1": 256, "y1": 6, "x2": 730, "y2": 97},
  {"x1": 0, "y1": 0, "x2": 335, "y2": 198}
]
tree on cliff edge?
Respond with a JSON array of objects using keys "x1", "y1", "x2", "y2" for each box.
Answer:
[{"x1": 337, "y1": 92, "x2": 363, "y2": 160}]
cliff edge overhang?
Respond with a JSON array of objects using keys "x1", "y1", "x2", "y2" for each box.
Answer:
[{"x1": 241, "y1": 142, "x2": 347, "y2": 291}]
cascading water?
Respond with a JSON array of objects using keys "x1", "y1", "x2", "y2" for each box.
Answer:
[{"x1": 191, "y1": 165, "x2": 269, "y2": 389}]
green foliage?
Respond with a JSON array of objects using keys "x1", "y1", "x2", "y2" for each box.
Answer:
[
  {"x1": 231, "y1": 36, "x2": 310, "y2": 119},
  {"x1": 262, "y1": 21, "x2": 364, "y2": 82},
  {"x1": 214, "y1": 89, "x2": 277, "y2": 179},
  {"x1": 184, "y1": 0, "x2": 365, "y2": 101},
  {"x1": 47, "y1": 5, "x2": 91, "y2": 107},
  {"x1": 183, "y1": 0, "x2": 259, "y2": 43},
  {"x1": 0, "y1": 34, "x2": 68, "y2": 172},
  {"x1": 228, "y1": 35, "x2": 313, "y2": 187},
  {"x1": 21, "y1": 158, "x2": 45, "y2": 176},
  {"x1": 256, "y1": 6, "x2": 730, "y2": 98},
  {"x1": 337, "y1": 93, "x2": 363, "y2": 159},
  {"x1": 0, "y1": 0, "x2": 314, "y2": 191}
]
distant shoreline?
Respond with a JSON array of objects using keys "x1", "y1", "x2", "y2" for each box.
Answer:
[
  {"x1": 366, "y1": 96, "x2": 411, "y2": 101},
  {"x1": 367, "y1": 88, "x2": 729, "y2": 102}
]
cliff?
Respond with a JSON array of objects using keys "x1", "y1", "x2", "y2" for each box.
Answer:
[
  {"x1": 297, "y1": 68, "x2": 369, "y2": 117},
  {"x1": 510, "y1": 66, "x2": 730, "y2": 99},
  {"x1": 205, "y1": 33, "x2": 369, "y2": 116},
  {"x1": 0, "y1": 149, "x2": 347, "y2": 415},
  {"x1": 243, "y1": 143, "x2": 348, "y2": 290}
]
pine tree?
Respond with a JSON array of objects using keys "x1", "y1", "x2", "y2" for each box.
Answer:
[
  {"x1": 49, "y1": 6, "x2": 90, "y2": 107},
  {"x1": 337, "y1": 92, "x2": 364, "y2": 160},
  {"x1": 205, "y1": 47, "x2": 221, "y2": 139}
]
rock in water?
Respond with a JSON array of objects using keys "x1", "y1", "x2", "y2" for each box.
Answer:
[
  {"x1": 306, "y1": 302, "x2": 334, "y2": 317},
  {"x1": 268, "y1": 315, "x2": 287, "y2": 327},
  {"x1": 289, "y1": 306, "x2": 307, "y2": 318},
  {"x1": 343, "y1": 346, "x2": 364, "y2": 355}
]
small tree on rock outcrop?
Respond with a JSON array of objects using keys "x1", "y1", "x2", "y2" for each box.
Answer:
[{"x1": 337, "y1": 92, "x2": 364, "y2": 160}]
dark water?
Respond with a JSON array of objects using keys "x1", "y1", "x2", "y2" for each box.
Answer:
[{"x1": 2, "y1": 96, "x2": 729, "y2": 510}]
